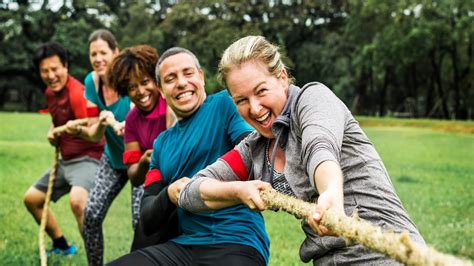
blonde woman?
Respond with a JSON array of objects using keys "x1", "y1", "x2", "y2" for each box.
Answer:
[{"x1": 178, "y1": 36, "x2": 426, "y2": 265}]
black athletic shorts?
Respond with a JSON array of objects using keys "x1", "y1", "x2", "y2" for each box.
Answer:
[{"x1": 107, "y1": 241, "x2": 266, "y2": 266}]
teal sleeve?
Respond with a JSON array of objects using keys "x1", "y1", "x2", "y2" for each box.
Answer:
[
  {"x1": 149, "y1": 145, "x2": 159, "y2": 171},
  {"x1": 149, "y1": 136, "x2": 164, "y2": 183},
  {"x1": 84, "y1": 72, "x2": 102, "y2": 109}
]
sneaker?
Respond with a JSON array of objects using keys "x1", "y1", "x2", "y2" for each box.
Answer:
[{"x1": 46, "y1": 244, "x2": 78, "y2": 257}]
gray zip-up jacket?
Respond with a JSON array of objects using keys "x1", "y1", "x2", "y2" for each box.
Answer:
[{"x1": 180, "y1": 82, "x2": 425, "y2": 263}]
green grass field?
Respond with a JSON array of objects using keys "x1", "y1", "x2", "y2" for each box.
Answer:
[{"x1": 0, "y1": 112, "x2": 472, "y2": 265}]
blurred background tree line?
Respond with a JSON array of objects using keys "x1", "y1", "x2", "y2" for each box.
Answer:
[{"x1": 0, "y1": 0, "x2": 472, "y2": 119}]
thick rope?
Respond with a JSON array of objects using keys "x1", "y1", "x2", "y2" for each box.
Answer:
[
  {"x1": 39, "y1": 146, "x2": 59, "y2": 266},
  {"x1": 39, "y1": 118, "x2": 90, "y2": 264},
  {"x1": 260, "y1": 190, "x2": 473, "y2": 266},
  {"x1": 51, "y1": 118, "x2": 89, "y2": 135},
  {"x1": 51, "y1": 116, "x2": 119, "y2": 136}
]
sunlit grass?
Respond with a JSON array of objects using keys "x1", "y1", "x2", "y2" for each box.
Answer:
[{"x1": 0, "y1": 112, "x2": 472, "y2": 265}]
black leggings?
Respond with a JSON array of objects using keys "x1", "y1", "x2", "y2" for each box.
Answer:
[{"x1": 107, "y1": 241, "x2": 266, "y2": 266}]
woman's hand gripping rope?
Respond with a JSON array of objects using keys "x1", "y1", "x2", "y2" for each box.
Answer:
[{"x1": 99, "y1": 110, "x2": 124, "y2": 136}]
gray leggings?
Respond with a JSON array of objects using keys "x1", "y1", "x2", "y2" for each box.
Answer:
[{"x1": 83, "y1": 154, "x2": 144, "y2": 266}]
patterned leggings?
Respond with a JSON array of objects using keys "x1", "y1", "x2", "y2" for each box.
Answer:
[{"x1": 83, "y1": 155, "x2": 144, "y2": 266}]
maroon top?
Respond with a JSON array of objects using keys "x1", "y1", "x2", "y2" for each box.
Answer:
[
  {"x1": 45, "y1": 76, "x2": 104, "y2": 160},
  {"x1": 124, "y1": 95, "x2": 167, "y2": 151}
]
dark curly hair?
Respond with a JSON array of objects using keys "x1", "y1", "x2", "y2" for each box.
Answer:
[{"x1": 106, "y1": 45, "x2": 159, "y2": 96}]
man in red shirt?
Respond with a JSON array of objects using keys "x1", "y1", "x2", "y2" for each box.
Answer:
[{"x1": 23, "y1": 42, "x2": 104, "y2": 256}]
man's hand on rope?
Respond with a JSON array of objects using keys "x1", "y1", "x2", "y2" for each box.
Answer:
[
  {"x1": 168, "y1": 177, "x2": 191, "y2": 205},
  {"x1": 51, "y1": 118, "x2": 89, "y2": 137},
  {"x1": 47, "y1": 129, "x2": 58, "y2": 147},
  {"x1": 64, "y1": 120, "x2": 83, "y2": 136},
  {"x1": 308, "y1": 189, "x2": 344, "y2": 237},
  {"x1": 234, "y1": 180, "x2": 272, "y2": 212}
]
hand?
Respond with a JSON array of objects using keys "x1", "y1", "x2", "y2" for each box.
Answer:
[
  {"x1": 112, "y1": 121, "x2": 125, "y2": 136},
  {"x1": 307, "y1": 190, "x2": 344, "y2": 236},
  {"x1": 64, "y1": 120, "x2": 82, "y2": 136},
  {"x1": 235, "y1": 180, "x2": 272, "y2": 212},
  {"x1": 99, "y1": 110, "x2": 115, "y2": 127},
  {"x1": 139, "y1": 150, "x2": 153, "y2": 165},
  {"x1": 168, "y1": 177, "x2": 191, "y2": 206},
  {"x1": 47, "y1": 130, "x2": 58, "y2": 146}
]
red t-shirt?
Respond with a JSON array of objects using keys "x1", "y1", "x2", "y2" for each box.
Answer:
[{"x1": 45, "y1": 76, "x2": 104, "y2": 160}]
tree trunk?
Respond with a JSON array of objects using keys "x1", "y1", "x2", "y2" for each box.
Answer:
[
  {"x1": 378, "y1": 67, "x2": 390, "y2": 117},
  {"x1": 0, "y1": 87, "x2": 8, "y2": 110},
  {"x1": 410, "y1": 64, "x2": 419, "y2": 118},
  {"x1": 449, "y1": 17, "x2": 462, "y2": 119},
  {"x1": 430, "y1": 49, "x2": 449, "y2": 119},
  {"x1": 351, "y1": 67, "x2": 369, "y2": 115}
]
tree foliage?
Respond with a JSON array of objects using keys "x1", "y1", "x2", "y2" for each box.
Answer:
[{"x1": 1, "y1": 0, "x2": 472, "y2": 119}]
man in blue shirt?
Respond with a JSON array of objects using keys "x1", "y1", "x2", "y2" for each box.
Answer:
[{"x1": 108, "y1": 47, "x2": 269, "y2": 265}]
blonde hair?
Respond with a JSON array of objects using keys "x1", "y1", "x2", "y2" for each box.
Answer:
[{"x1": 218, "y1": 35, "x2": 293, "y2": 87}]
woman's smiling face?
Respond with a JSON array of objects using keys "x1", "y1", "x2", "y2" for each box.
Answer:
[
  {"x1": 127, "y1": 75, "x2": 159, "y2": 112},
  {"x1": 227, "y1": 60, "x2": 289, "y2": 139},
  {"x1": 89, "y1": 38, "x2": 118, "y2": 78}
]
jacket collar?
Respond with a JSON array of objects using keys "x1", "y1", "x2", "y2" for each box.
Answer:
[
  {"x1": 274, "y1": 84, "x2": 300, "y2": 127},
  {"x1": 270, "y1": 84, "x2": 300, "y2": 146},
  {"x1": 263, "y1": 84, "x2": 300, "y2": 184}
]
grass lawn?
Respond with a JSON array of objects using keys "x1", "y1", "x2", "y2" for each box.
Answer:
[{"x1": 0, "y1": 112, "x2": 472, "y2": 265}]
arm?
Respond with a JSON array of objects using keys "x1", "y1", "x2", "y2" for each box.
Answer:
[
  {"x1": 295, "y1": 84, "x2": 347, "y2": 236},
  {"x1": 64, "y1": 100, "x2": 107, "y2": 142},
  {"x1": 178, "y1": 138, "x2": 272, "y2": 212},
  {"x1": 76, "y1": 109, "x2": 116, "y2": 143},
  {"x1": 176, "y1": 93, "x2": 259, "y2": 209},
  {"x1": 124, "y1": 142, "x2": 152, "y2": 187},
  {"x1": 140, "y1": 142, "x2": 180, "y2": 236},
  {"x1": 74, "y1": 116, "x2": 105, "y2": 143},
  {"x1": 75, "y1": 73, "x2": 108, "y2": 141},
  {"x1": 195, "y1": 178, "x2": 271, "y2": 211},
  {"x1": 140, "y1": 180, "x2": 177, "y2": 236},
  {"x1": 234, "y1": 131, "x2": 251, "y2": 145},
  {"x1": 308, "y1": 160, "x2": 344, "y2": 236},
  {"x1": 77, "y1": 74, "x2": 123, "y2": 141}
]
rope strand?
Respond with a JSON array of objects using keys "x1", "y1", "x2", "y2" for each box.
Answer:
[
  {"x1": 260, "y1": 189, "x2": 473, "y2": 266},
  {"x1": 51, "y1": 118, "x2": 89, "y2": 135},
  {"x1": 39, "y1": 147, "x2": 59, "y2": 266}
]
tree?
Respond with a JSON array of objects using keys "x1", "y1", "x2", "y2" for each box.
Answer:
[{"x1": 0, "y1": 0, "x2": 471, "y2": 119}]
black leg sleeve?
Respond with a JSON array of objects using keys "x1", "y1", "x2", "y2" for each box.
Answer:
[{"x1": 140, "y1": 181, "x2": 179, "y2": 237}]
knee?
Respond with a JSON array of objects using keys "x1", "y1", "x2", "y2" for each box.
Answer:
[
  {"x1": 70, "y1": 198, "x2": 86, "y2": 217},
  {"x1": 23, "y1": 189, "x2": 43, "y2": 209},
  {"x1": 23, "y1": 191, "x2": 33, "y2": 207}
]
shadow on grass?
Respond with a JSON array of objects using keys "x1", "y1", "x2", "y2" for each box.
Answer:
[{"x1": 396, "y1": 175, "x2": 419, "y2": 183}]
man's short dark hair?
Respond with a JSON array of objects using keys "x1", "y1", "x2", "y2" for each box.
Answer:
[
  {"x1": 32, "y1": 42, "x2": 69, "y2": 70},
  {"x1": 155, "y1": 47, "x2": 201, "y2": 86}
]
